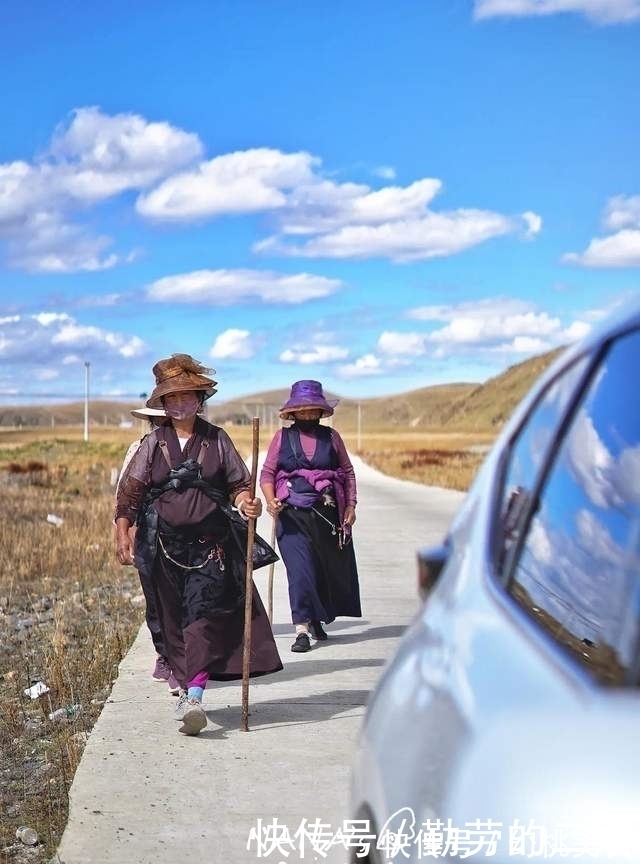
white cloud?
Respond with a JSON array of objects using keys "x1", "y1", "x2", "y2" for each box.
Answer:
[
  {"x1": 563, "y1": 195, "x2": 640, "y2": 267},
  {"x1": 136, "y1": 148, "x2": 317, "y2": 220},
  {"x1": 145, "y1": 268, "x2": 342, "y2": 304},
  {"x1": 563, "y1": 320, "x2": 592, "y2": 341},
  {"x1": 255, "y1": 169, "x2": 540, "y2": 261},
  {"x1": 0, "y1": 106, "x2": 201, "y2": 273},
  {"x1": 77, "y1": 293, "x2": 123, "y2": 308},
  {"x1": 51, "y1": 321, "x2": 145, "y2": 358},
  {"x1": 0, "y1": 312, "x2": 147, "y2": 400},
  {"x1": 409, "y1": 296, "x2": 529, "y2": 323},
  {"x1": 260, "y1": 210, "x2": 527, "y2": 262},
  {"x1": 522, "y1": 210, "x2": 543, "y2": 237},
  {"x1": 0, "y1": 161, "x2": 42, "y2": 229},
  {"x1": 33, "y1": 312, "x2": 70, "y2": 326},
  {"x1": 50, "y1": 106, "x2": 203, "y2": 201},
  {"x1": 279, "y1": 344, "x2": 349, "y2": 364},
  {"x1": 337, "y1": 354, "x2": 383, "y2": 378},
  {"x1": 473, "y1": 0, "x2": 640, "y2": 24},
  {"x1": 0, "y1": 312, "x2": 146, "y2": 368},
  {"x1": 0, "y1": 108, "x2": 202, "y2": 221},
  {"x1": 275, "y1": 177, "x2": 443, "y2": 235},
  {"x1": 209, "y1": 329, "x2": 256, "y2": 360},
  {"x1": 402, "y1": 297, "x2": 591, "y2": 358},
  {"x1": 377, "y1": 331, "x2": 427, "y2": 356},
  {"x1": 603, "y1": 195, "x2": 640, "y2": 231},
  {"x1": 566, "y1": 408, "x2": 621, "y2": 508},
  {"x1": 316, "y1": 297, "x2": 592, "y2": 381},
  {"x1": 488, "y1": 335, "x2": 551, "y2": 353},
  {"x1": 373, "y1": 166, "x2": 397, "y2": 180},
  {"x1": 7, "y1": 211, "x2": 121, "y2": 273},
  {"x1": 613, "y1": 445, "x2": 640, "y2": 507},
  {"x1": 426, "y1": 310, "x2": 561, "y2": 344},
  {"x1": 563, "y1": 229, "x2": 640, "y2": 268},
  {"x1": 34, "y1": 367, "x2": 59, "y2": 382}
]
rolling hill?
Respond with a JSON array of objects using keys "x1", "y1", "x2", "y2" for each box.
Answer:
[{"x1": 0, "y1": 345, "x2": 566, "y2": 434}]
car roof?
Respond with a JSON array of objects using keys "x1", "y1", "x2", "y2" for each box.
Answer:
[{"x1": 565, "y1": 294, "x2": 640, "y2": 359}]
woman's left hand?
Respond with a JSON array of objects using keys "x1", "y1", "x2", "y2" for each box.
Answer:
[
  {"x1": 343, "y1": 505, "x2": 356, "y2": 527},
  {"x1": 239, "y1": 496, "x2": 263, "y2": 519}
]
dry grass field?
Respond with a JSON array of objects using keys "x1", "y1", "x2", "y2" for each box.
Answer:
[
  {"x1": 0, "y1": 436, "x2": 143, "y2": 863},
  {"x1": 0, "y1": 346, "x2": 561, "y2": 861}
]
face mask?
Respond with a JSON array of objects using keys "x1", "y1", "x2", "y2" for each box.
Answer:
[
  {"x1": 163, "y1": 393, "x2": 201, "y2": 421},
  {"x1": 295, "y1": 418, "x2": 321, "y2": 433}
]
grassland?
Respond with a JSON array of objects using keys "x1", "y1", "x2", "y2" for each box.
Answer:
[{"x1": 0, "y1": 437, "x2": 144, "y2": 862}]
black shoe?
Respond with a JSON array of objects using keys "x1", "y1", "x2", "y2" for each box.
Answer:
[
  {"x1": 310, "y1": 620, "x2": 328, "y2": 641},
  {"x1": 291, "y1": 633, "x2": 311, "y2": 653}
]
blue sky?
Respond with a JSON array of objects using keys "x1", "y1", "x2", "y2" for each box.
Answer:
[{"x1": 1, "y1": 0, "x2": 639, "y2": 406}]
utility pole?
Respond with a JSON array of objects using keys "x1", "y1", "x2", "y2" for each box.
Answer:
[
  {"x1": 83, "y1": 361, "x2": 90, "y2": 442},
  {"x1": 357, "y1": 401, "x2": 362, "y2": 451}
]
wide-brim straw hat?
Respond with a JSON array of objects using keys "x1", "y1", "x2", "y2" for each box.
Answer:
[
  {"x1": 146, "y1": 354, "x2": 217, "y2": 409},
  {"x1": 130, "y1": 406, "x2": 167, "y2": 422},
  {"x1": 279, "y1": 380, "x2": 338, "y2": 420}
]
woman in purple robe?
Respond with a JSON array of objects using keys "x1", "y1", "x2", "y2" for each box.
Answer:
[{"x1": 260, "y1": 380, "x2": 361, "y2": 653}]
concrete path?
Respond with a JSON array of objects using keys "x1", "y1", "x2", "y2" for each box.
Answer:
[{"x1": 55, "y1": 457, "x2": 465, "y2": 864}]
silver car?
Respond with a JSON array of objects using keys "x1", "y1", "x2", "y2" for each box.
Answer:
[{"x1": 350, "y1": 297, "x2": 640, "y2": 863}]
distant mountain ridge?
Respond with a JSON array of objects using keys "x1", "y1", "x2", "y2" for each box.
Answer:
[{"x1": 0, "y1": 346, "x2": 566, "y2": 433}]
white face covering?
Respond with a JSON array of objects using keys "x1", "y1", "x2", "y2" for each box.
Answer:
[{"x1": 163, "y1": 392, "x2": 202, "y2": 421}]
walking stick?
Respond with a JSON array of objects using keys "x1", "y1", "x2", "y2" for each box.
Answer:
[
  {"x1": 267, "y1": 517, "x2": 276, "y2": 624},
  {"x1": 241, "y1": 417, "x2": 260, "y2": 732}
]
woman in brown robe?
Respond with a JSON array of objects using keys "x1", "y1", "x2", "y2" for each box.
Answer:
[{"x1": 115, "y1": 354, "x2": 282, "y2": 736}]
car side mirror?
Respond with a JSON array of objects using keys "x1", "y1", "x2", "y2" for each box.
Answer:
[{"x1": 417, "y1": 543, "x2": 450, "y2": 601}]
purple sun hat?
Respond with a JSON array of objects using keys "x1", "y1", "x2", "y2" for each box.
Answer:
[{"x1": 279, "y1": 380, "x2": 338, "y2": 420}]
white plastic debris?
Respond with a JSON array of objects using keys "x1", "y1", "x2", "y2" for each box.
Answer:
[
  {"x1": 23, "y1": 680, "x2": 50, "y2": 699},
  {"x1": 46, "y1": 513, "x2": 64, "y2": 527},
  {"x1": 16, "y1": 826, "x2": 39, "y2": 846},
  {"x1": 48, "y1": 703, "x2": 82, "y2": 722}
]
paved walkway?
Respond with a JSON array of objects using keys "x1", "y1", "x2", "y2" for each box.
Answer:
[{"x1": 55, "y1": 457, "x2": 465, "y2": 864}]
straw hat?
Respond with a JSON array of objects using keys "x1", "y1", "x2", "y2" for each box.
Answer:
[
  {"x1": 130, "y1": 406, "x2": 167, "y2": 422},
  {"x1": 146, "y1": 354, "x2": 217, "y2": 409},
  {"x1": 279, "y1": 380, "x2": 338, "y2": 420}
]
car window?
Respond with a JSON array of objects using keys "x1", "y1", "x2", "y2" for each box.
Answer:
[
  {"x1": 496, "y1": 355, "x2": 590, "y2": 574},
  {"x1": 506, "y1": 327, "x2": 640, "y2": 686}
]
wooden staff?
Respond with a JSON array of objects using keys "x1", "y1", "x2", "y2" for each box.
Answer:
[
  {"x1": 241, "y1": 416, "x2": 260, "y2": 732},
  {"x1": 266, "y1": 517, "x2": 276, "y2": 624}
]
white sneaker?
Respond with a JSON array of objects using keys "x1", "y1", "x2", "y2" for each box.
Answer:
[
  {"x1": 178, "y1": 699, "x2": 207, "y2": 736},
  {"x1": 174, "y1": 691, "x2": 190, "y2": 721}
]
